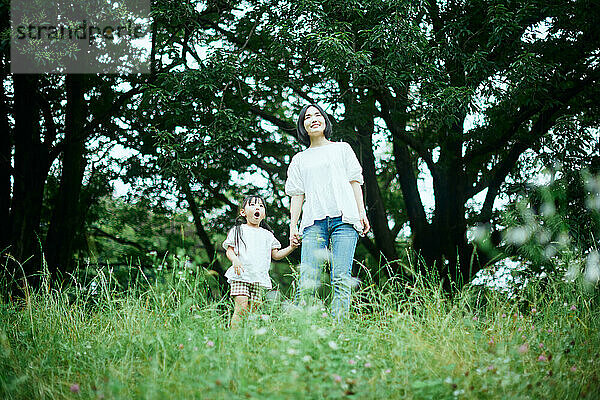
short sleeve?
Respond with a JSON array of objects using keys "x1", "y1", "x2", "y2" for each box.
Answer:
[
  {"x1": 285, "y1": 156, "x2": 305, "y2": 196},
  {"x1": 271, "y1": 235, "x2": 282, "y2": 250},
  {"x1": 343, "y1": 142, "x2": 364, "y2": 184},
  {"x1": 222, "y1": 228, "x2": 236, "y2": 250}
]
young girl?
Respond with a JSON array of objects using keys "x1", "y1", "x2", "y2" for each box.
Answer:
[{"x1": 222, "y1": 195, "x2": 299, "y2": 328}]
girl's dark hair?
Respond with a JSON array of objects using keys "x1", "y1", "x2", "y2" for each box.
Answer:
[
  {"x1": 296, "y1": 104, "x2": 332, "y2": 146},
  {"x1": 232, "y1": 195, "x2": 273, "y2": 254}
]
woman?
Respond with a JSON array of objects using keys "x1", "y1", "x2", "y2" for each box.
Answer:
[{"x1": 285, "y1": 104, "x2": 370, "y2": 319}]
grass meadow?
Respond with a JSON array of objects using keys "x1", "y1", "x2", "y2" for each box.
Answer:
[{"x1": 1, "y1": 260, "x2": 599, "y2": 399}]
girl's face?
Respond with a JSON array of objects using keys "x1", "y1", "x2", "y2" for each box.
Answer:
[
  {"x1": 303, "y1": 106, "x2": 326, "y2": 138},
  {"x1": 241, "y1": 197, "x2": 266, "y2": 227}
]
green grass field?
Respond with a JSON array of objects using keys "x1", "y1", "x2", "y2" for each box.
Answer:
[{"x1": 1, "y1": 264, "x2": 599, "y2": 399}]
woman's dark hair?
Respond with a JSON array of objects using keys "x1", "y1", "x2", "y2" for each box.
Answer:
[
  {"x1": 296, "y1": 104, "x2": 332, "y2": 146},
  {"x1": 232, "y1": 195, "x2": 273, "y2": 254}
]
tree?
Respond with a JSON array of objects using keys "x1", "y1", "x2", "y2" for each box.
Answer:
[{"x1": 199, "y1": 0, "x2": 600, "y2": 287}]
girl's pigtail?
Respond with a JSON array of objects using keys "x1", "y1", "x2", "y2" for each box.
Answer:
[
  {"x1": 233, "y1": 215, "x2": 247, "y2": 253},
  {"x1": 260, "y1": 220, "x2": 274, "y2": 233}
]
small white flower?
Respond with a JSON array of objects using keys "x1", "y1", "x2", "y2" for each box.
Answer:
[
  {"x1": 302, "y1": 355, "x2": 312, "y2": 362},
  {"x1": 328, "y1": 341, "x2": 339, "y2": 350},
  {"x1": 287, "y1": 348, "x2": 299, "y2": 355},
  {"x1": 584, "y1": 251, "x2": 600, "y2": 284},
  {"x1": 540, "y1": 202, "x2": 555, "y2": 217},
  {"x1": 255, "y1": 327, "x2": 267, "y2": 335},
  {"x1": 311, "y1": 248, "x2": 331, "y2": 262},
  {"x1": 260, "y1": 314, "x2": 270, "y2": 321},
  {"x1": 316, "y1": 328, "x2": 328, "y2": 337},
  {"x1": 565, "y1": 262, "x2": 581, "y2": 281},
  {"x1": 544, "y1": 245, "x2": 557, "y2": 258},
  {"x1": 470, "y1": 224, "x2": 489, "y2": 242},
  {"x1": 504, "y1": 226, "x2": 531, "y2": 245}
]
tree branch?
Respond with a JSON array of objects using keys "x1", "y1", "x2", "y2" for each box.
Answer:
[
  {"x1": 248, "y1": 105, "x2": 297, "y2": 135},
  {"x1": 468, "y1": 104, "x2": 563, "y2": 209},
  {"x1": 49, "y1": 86, "x2": 142, "y2": 162},
  {"x1": 91, "y1": 226, "x2": 145, "y2": 251},
  {"x1": 375, "y1": 87, "x2": 438, "y2": 178},
  {"x1": 466, "y1": 72, "x2": 599, "y2": 199}
]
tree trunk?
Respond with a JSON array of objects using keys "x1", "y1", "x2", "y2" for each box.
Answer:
[
  {"x1": 180, "y1": 179, "x2": 227, "y2": 293},
  {"x1": 424, "y1": 126, "x2": 479, "y2": 289},
  {"x1": 342, "y1": 91, "x2": 399, "y2": 265},
  {"x1": 44, "y1": 75, "x2": 88, "y2": 282},
  {"x1": 355, "y1": 124, "x2": 399, "y2": 263},
  {"x1": 9, "y1": 74, "x2": 48, "y2": 290},
  {"x1": 378, "y1": 87, "x2": 431, "y2": 277},
  {"x1": 430, "y1": 167, "x2": 472, "y2": 288},
  {"x1": 0, "y1": 72, "x2": 11, "y2": 253},
  {"x1": 390, "y1": 137, "x2": 435, "y2": 274}
]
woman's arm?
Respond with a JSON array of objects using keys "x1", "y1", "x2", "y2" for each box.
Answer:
[
  {"x1": 289, "y1": 194, "x2": 304, "y2": 243},
  {"x1": 350, "y1": 181, "x2": 370, "y2": 235}
]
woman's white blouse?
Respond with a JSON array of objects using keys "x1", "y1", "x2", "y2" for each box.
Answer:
[
  {"x1": 285, "y1": 141, "x2": 364, "y2": 234},
  {"x1": 222, "y1": 225, "x2": 281, "y2": 289}
]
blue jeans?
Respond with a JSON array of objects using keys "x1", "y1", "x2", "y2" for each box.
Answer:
[{"x1": 296, "y1": 216, "x2": 359, "y2": 319}]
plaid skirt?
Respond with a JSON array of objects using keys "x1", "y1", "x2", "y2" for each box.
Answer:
[{"x1": 229, "y1": 280, "x2": 263, "y2": 302}]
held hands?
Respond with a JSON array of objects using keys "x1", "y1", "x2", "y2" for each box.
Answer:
[
  {"x1": 289, "y1": 225, "x2": 302, "y2": 248},
  {"x1": 290, "y1": 236, "x2": 301, "y2": 248}
]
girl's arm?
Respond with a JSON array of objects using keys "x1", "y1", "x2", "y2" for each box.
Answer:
[
  {"x1": 272, "y1": 243, "x2": 299, "y2": 261},
  {"x1": 289, "y1": 194, "x2": 304, "y2": 243},
  {"x1": 350, "y1": 181, "x2": 370, "y2": 235},
  {"x1": 226, "y1": 246, "x2": 243, "y2": 275}
]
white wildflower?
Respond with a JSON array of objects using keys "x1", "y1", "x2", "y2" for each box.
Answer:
[
  {"x1": 254, "y1": 327, "x2": 267, "y2": 336},
  {"x1": 504, "y1": 226, "x2": 531, "y2": 245},
  {"x1": 584, "y1": 251, "x2": 600, "y2": 284}
]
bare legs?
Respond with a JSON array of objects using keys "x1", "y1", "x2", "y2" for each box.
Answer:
[{"x1": 230, "y1": 295, "x2": 262, "y2": 329}]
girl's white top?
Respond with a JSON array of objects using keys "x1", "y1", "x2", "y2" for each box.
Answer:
[
  {"x1": 285, "y1": 141, "x2": 364, "y2": 234},
  {"x1": 222, "y1": 224, "x2": 281, "y2": 289}
]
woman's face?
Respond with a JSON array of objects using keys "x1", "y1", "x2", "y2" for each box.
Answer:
[{"x1": 303, "y1": 106, "x2": 326, "y2": 138}]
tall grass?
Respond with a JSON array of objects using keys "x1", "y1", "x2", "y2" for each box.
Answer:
[{"x1": 1, "y1": 258, "x2": 599, "y2": 399}]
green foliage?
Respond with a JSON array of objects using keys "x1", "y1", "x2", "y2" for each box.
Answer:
[
  {"x1": 496, "y1": 168, "x2": 600, "y2": 284},
  {"x1": 84, "y1": 196, "x2": 209, "y2": 267},
  {"x1": 5, "y1": 0, "x2": 600, "y2": 288}
]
